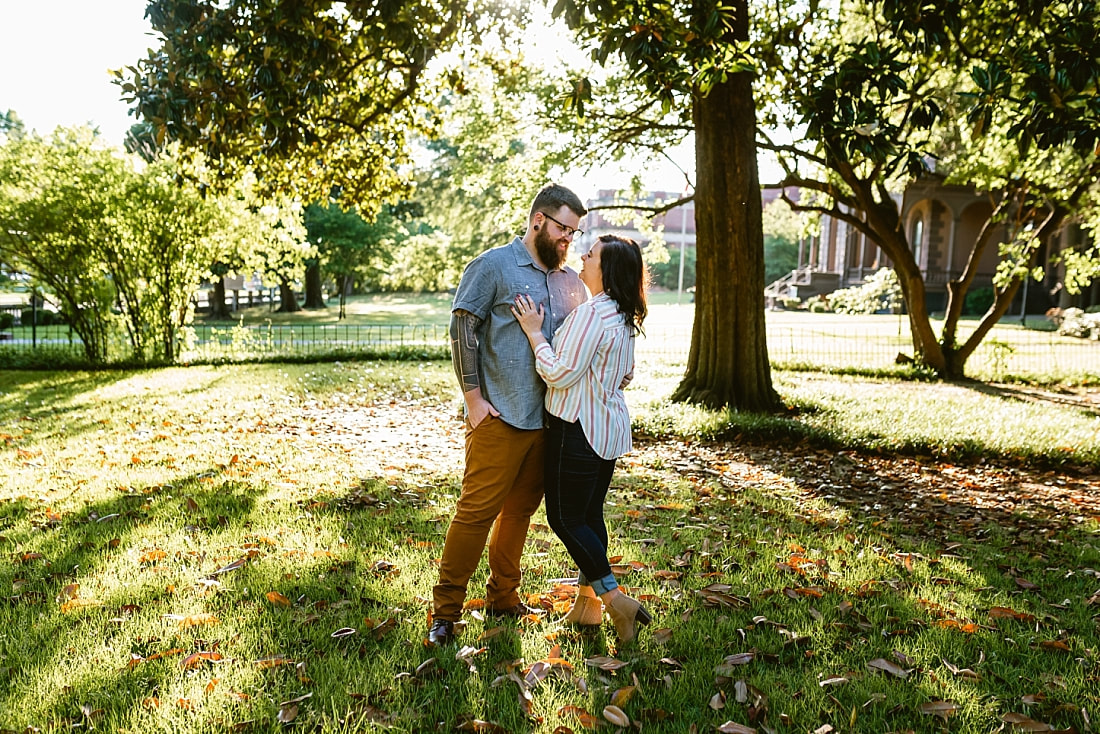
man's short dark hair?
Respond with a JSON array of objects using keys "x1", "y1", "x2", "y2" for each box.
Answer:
[{"x1": 529, "y1": 183, "x2": 587, "y2": 220}]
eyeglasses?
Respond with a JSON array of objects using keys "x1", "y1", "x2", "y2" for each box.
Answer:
[{"x1": 540, "y1": 212, "x2": 584, "y2": 240}]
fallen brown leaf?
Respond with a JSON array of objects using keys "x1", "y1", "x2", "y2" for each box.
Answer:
[
  {"x1": 867, "y1": 658, "x2": 909, "y2": 679},
  {"x1": 717, "y1": 723, "x2": 757, "y2": 734},
  {"x1": 920, "y1": 701, "x2": 959, "y2": 721},
  {"x1": 1002, "y1": 712, "x2": 1052, "y2": 731},
  {"x1": 603, "y1": 705, "x2": 629, "y2": 727},
  {"x1": 585, "y1": 656, "x2": 628, "y2": 671}
]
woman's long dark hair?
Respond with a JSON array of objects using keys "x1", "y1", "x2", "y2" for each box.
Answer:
[{"x1": 597, "y1": 234, "x2": 648, "y2": 335}]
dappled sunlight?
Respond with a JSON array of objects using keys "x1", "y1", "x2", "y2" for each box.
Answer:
[{"x1": 3, "y1": 363, "x2": 1098, "y2": 732}]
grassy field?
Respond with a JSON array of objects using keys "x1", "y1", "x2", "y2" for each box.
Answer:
[{"x1": 1, "y1": 362, "x2": 1098, "y2": 733}]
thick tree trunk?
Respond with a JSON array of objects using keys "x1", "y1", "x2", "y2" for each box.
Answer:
[
  {"x1": 303, "y1": 261, "x2": 326, "y2": 309},
  {"x1": 672, "y1": 3, "x2": 780, "y2": 412},
  {"x1": 278, "y1": 280, "x2": 301, "y2": 312},
  {"x1": 338, "y1": 274, "x2": 352, "y2": 320},
  {"x1": 209, "y1": 278, "x2": 232, "y2": 320}
]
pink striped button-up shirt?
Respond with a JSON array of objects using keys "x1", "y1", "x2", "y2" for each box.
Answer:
[{"x1": 533, "y1": 292, "x2": 635, "y2": 460}]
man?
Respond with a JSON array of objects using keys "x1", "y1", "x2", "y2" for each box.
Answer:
[{"x1": 429, "y1": 183, "x2": 589, "y2": 645}]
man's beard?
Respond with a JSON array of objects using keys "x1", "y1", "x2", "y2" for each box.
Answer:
[{"x1": 535, "y1": 226, "x2": 566, "y2": 270}]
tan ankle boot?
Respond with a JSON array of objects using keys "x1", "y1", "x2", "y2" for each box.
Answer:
[
  {"x1": 605, "y1": 593, "x2": 653, "y2": 643},
  {"x1": 563, "y1": 593, "x2": 603, "y2": 626}
]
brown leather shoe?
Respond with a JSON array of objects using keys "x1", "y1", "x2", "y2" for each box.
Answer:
[
  {"x1": 427, "y1": 619, "x2": 456, "y2": 646},
  {"x1": 485, "y1": 602, "x2": 544, "y2": 619}
]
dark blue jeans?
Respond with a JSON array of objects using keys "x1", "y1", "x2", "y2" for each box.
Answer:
[{"x1": 544, "y1": 415, "x2": 619, "y2": 595}]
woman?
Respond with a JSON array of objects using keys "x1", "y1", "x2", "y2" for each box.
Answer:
[{"x1": 511, "y1": 234, "x2": 651, "y2": 643}]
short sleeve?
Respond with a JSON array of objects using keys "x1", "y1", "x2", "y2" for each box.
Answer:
[{"x1": 451, "y1": 254, "x2": 497, "y2": 320}]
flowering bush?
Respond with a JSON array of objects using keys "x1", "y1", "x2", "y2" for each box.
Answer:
[
  {"x1": 828, "y1": 268, "x2": 903, "y2": 314},
  {"x1": 1057, "y1": 307, "x2": 1100, "y2": 339}
]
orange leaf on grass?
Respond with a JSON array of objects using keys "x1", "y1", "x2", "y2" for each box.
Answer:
[
  {"x1": 140, "y1": 549, "x2": 167, "y2": 564},
  {"x1": 266, "y1": 591, "x2": 291, "y2": 607},
  {"x1": 479, "y1": 626, "x2": 507, "y2": 642},
  {"x1": 181, "y1": 651, "x2": 223, "y2": 669},
  {"x1": 132, "y1": 647, "x2": 186, "y2": 667},
  {"x1": 60, "y1": 599, "x2": 102, "y2": 613},
  {"x1": 178, "y1": 613, "x2": 219, "y2": 628},
  {"x1": 989, "y1": 606, "x2": 1037, "y2": 622},
  {"x1": 256, "y1": 655, "x2": 295, "y2": 669},
  {"x1": 610, "y1": 686, "x2": 636, "y2": 707}
]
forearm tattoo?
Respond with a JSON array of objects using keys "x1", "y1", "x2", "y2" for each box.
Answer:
[{"x1": 449, "y1": 310, "x2": 481, "y2": 394}]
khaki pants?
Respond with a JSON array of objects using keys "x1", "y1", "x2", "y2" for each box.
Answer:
[{"x1": 432, "y1": 415, "x2": 545, "y2": 621}]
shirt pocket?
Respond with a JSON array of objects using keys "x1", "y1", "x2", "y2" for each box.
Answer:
[
  {"x1": 503, "y1": 280, "x2": 546, "y2": 316},
  {"x1": 507, "y1": 280, "x2": 541, "y2": 300}
]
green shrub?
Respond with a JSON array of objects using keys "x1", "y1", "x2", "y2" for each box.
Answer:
[
  {"x1": 964, "y1": 286, "x2": 995, "y2": 315},
  {"x1": 19, "y1": 308, "x2": 57, "y2": 326},
  {"x1": 648, "y1": 246, "x2": 696, "y2": 291},
  {"x1": 0, "y1": 312, "x2": 14, "y2": 330}
]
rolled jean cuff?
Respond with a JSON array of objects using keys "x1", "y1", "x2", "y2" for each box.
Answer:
[{"x1": 590, "y1": 572, "x2": 619, "y2": 596}]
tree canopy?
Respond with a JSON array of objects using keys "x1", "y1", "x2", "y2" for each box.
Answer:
[
  {"x1": 115, "y1": 0, "x2": 520, "y2": 214},
  {"x1": 758, "y1": 0, "x2": 1100, "y2": 376},
  {"x1": 0, "y1": 127, "x2": 304, "y2": 362}
]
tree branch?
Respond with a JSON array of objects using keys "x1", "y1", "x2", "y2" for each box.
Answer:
[{"x1": 587, "y1": 194, "x2": 695, "y2": 217}]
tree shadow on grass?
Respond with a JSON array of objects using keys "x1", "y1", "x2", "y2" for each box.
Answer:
[
  {"x1": 0, "y1": 468, "x2": 263, "y2": 730},
  {"x1": 961, "y1": 379, "x2": 1100, "y2": 419},
  {"x1": 596, "y1": 438, "x2": 1100, "y2": 731}
]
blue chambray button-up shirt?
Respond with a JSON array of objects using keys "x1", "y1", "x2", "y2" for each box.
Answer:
[{"x1": 452, "y1": 237, "x2": 587, "y2": 430}]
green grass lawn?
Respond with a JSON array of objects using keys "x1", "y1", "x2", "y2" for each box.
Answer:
[
  {"x1": 1, "y1": 363, "x2": 1098, "y2": 732},
  {"x1": 204, "y1": 293, "x2": 455, "y2": 326}
]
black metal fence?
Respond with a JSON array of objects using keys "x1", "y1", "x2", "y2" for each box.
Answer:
[{"x1": 2, "y1": 321, "x2": 1097, "y2": 379}]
